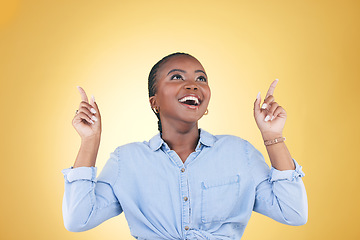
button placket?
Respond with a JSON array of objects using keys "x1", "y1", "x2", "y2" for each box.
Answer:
[
  {"x1": 161, "y1": 142, "x2": 205, "y2": 237},
  {"x1": 180, "y1": 166, "x2": 191, "y2": 235}
]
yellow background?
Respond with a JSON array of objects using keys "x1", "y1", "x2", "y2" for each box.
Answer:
[{"x1": 1, "y1": 0, "x2": 359, "y2": 239}]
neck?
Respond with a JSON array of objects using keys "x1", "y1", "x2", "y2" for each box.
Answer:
[{"x1": 161, "y1": 120, "x2": 200, "y2": 152}]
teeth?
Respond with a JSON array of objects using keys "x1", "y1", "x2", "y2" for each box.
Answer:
[{"x1": 178, "y1": 96, "x2": 200, "y2": 104}]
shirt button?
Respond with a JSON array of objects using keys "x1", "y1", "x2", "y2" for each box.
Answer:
[
  {"x1": 181, "y1": 168, "x2": 185, "y2": 172},
  {"x1": 184, "y1": 196, "x2": 188, "y2": 201},
  {"x1": 185, "y1": 226, "x2": 189, "y2": 230}
]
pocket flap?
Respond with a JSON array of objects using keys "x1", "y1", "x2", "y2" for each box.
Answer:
[{"x1": 201, "y1": 174, "x2": 240, "y2": 189}]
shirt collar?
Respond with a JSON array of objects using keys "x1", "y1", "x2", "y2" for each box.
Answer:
[{"x1": 148, "y1": 128, "x2": 216, "y2": 152}]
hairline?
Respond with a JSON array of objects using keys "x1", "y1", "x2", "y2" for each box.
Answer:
[{"x1": 155, "y1": 55, "x2": 202, "y2": 87}]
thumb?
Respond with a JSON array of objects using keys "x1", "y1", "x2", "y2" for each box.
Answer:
[{"x1": 253, "y1": 92, "x2": 261, "y2": 115}]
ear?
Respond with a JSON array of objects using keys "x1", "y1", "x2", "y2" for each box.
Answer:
[{"x1": 149, "y1": 95, "x2": 157, "y2": 109}]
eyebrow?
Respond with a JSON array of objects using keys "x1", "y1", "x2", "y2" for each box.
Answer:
[{"x1": 167, "y1": 69, "x2": 207, "y2": 77}]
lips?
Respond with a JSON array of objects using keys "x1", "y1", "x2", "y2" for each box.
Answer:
[{"x1": 178, "y1": 94, "x2": 201, "y2": 108}]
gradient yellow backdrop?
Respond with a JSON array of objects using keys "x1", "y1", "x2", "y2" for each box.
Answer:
[{"x1": 1, "y1": 0, "x2": 359, "y2": 239}]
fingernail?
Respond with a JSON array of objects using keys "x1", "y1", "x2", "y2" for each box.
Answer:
[
  {"x1": 275, "y1": 78, "x2": 279, "y2": 81},
  {"x1": 91, "y1": 95, "x2": 96, "y2": 103},
  {"x1": 261, "y1": 103, "x2": 268, "y2": 109},
  {"x1": 90, "y1": 108, "x2": 97, "y2": 114},
  {"x1": 256, "y1": 92, "x2": 261, "y2": 99},
  {"x1": 264, "y1": 115, "x2": 271, "y2": 122},
  {"x1": 91, "y1": 115, "x2": 98, "y2": 121},
  {"x1": 271, "y1": 116, "x2": 275, "y2": 121},
  {"x1": 90, "y1": 120, "x2": 95, "y2": 124}
]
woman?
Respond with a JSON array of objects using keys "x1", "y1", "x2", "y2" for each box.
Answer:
[{"x1": 62, "y1": 52, "x2": 307, "y2": 239}]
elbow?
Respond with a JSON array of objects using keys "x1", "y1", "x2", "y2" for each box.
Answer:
[
  {"x1": 289, "y1": 215, "x2": 307, "y2": 226},
  {"x1": 63, "y1": 217, "x2": 92, "y2": 232},
  {"x1": 284, "y1": 209, "x2": 308, "y2": 226},
  {"x1": 281, "y1": 192, "x2": 308, "y2": 226},
  {"x1": 298, "y1": 217, "x2": 308, "y2": 226},
  {"x1": 296, "y1": 210, "x2": 308, "y2": 226},
  {"x1": 63, "y1": 207, "x2": 95, "y2": 232},
  {"x1": 291, "y1": 200, "x2": 308, "y2": 226},
  {"x1": 64, "y1": 223, "x2": 82, "y2": 233},
  {"x1": 63, "y1": 217, "x2": 88, "y2": 232}
]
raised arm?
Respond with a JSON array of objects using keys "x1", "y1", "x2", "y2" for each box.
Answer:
[
  {"x1": 251, "y1": 79, "x2": 308, "y2": 225},
  {"x1": 61, "y1": 86, "x2": 122, "y2": 232}
]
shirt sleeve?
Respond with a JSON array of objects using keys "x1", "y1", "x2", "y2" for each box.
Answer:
[
  {"x1": 61, "y1": 147, "x2": 123, "y2": 232},
  {"x1": 246, "y1": 141, "x2": 308, "y2": 226}
]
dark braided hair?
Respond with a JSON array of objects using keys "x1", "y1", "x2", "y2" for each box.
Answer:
[{"x1": 148, "y1": 52, "x2": 194, "y2": 134}]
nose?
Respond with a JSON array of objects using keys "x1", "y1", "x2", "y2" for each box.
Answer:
[{"x1": 184, "y1": 82, "x2": 198, "y2": 91}]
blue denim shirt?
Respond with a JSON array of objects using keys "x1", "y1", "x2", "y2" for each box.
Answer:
[{"x1": 61, "y1": 128, "x2": 307, "y2": 239}]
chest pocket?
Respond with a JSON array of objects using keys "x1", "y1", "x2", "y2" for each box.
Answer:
[{"x1": 200, "y1": 174, "x2": 240, "y2": 223}]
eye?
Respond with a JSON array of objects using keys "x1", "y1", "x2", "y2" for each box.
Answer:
[
  {"x1": 170, "y1": 74, "x2": 184, "y2": 80},
  {"x1": 197, "y1": 76, "x2": 207, "y2": 82}
]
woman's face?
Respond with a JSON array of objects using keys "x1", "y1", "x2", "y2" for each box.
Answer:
[{"x1": 150, "y1": 55, "x2": 211, "y2": 125}]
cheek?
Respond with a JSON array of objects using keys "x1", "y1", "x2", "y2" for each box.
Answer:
[
  {"x1": 157, "y1": 85, "x2": 178, "y2": 105},
  {"x1": 204, "y1": 86, "x2": 211, "y2": 100}
]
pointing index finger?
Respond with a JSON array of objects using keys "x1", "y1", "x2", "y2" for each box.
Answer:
[
  {"x1": 265, "y1": 79, "x2": 279, "y2": 99},
  {"x1": 77, "y1": 86, "x2": 89, "y2": 103}
]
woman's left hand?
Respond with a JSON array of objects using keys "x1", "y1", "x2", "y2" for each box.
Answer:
[{"x1": 253, "y1": 79, "x2": 287, "y2": 139}]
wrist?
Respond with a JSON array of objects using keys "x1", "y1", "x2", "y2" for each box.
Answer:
[
  {"x1": 81, "y1": 134, "x2": 101, "y2": 144},
  {"x1": 261, "y1": 131, "x2": 283, "y2": 141}
]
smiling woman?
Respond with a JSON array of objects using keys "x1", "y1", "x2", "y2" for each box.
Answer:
[
  {"x1": 61, "y1": 52, "x2": 308, "y2": 239},
  {"x1": 148, "y1": 53, "x2": 211, "y2": 145},
  {"x1": 147, "y1": 52, "x2": 211, "y2": 136}
]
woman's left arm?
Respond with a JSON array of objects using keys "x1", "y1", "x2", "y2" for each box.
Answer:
[{"x1": 251, "y1": 79, "x2": 308, "y2": 225}]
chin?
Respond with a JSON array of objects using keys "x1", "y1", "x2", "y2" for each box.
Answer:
[{"x1": 180, "y1": 114, "x2": 204, "y2": 124}]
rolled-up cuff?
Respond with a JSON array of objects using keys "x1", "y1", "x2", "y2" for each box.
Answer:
[
  {"x1": 268, "y1": 159, "x2": 305, "y2": 182},
  {"x1": 61, "y1": 166, "x2": 97, "y2": 183}
]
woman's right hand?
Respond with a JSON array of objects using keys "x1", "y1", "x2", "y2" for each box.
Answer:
[{"x1": 72, "y1": 86, "x2": 102, "y2": 140}]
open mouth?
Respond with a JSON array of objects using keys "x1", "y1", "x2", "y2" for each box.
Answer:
[{"x1": 178, "y1": 95, "x2": 201, "y2": 108}]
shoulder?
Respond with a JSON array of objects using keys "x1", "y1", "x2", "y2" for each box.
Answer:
[
  {"x1": 212, "y1": 133, "x2": 250, "y2": 148},
  {"x1": 112, "y1": 141, "x2": 151, "y2": 156},
  {"x1": 198, "y1": 128, "x2": 251, "y2": 150},
  {"x1": 211, "y1": 133, "x2": 263, "y2": 160}
]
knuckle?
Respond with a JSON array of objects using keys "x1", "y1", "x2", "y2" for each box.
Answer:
[
  {"x1": 80, "y1": 101, "x2": 90, "y2": 107},
  {"x1": 264, "y1": 96, "x2": 273, "y2": 103},
  {"x1": 271, "y1": 102, "x2": 279, "y2": 108},
  {"x1": 80, "y1": 112, "x2": 90, "y2": 119},
  {"x1": 79, "y1": 106, "x2": 91, "y2": 113}
]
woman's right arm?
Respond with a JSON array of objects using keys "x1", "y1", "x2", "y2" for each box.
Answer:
[
  {"x1": 61, "y1": 86, "x2": 123, "y2": 232},
  {"x1": 72, "y1": 86, "x2": 101, "y2": 168}
]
